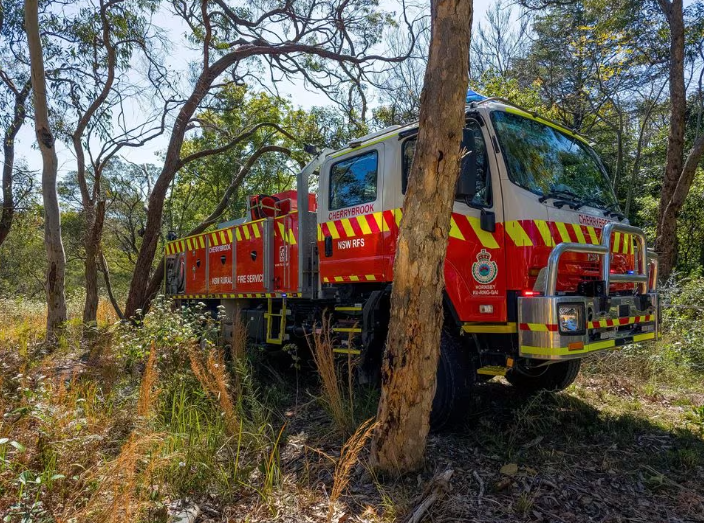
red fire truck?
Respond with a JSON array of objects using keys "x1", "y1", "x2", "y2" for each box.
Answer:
[{"x1": 165, "y1": 98, "x2": 659, "y2": 422}]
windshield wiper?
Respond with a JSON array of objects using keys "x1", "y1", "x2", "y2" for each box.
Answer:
[
  {"x1": 539, "y1": 189, "x2": 583, "y2": 210},
  {"x1": 577, "y1": 195, "x2": 608, "y2": 209}
]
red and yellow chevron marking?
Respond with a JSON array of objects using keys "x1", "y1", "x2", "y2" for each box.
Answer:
[
  {"x1": 176, "y1": 292, "x2": 301, "y2": 300},
  {"x1": 184, "y1": 234, "x2": 206, "y2": 251},
  {"x1": 519, "y1": 315, "x2": 655, "y2": 333},
  {"x1": 167, "y1": 235, "x2": 207, "y2": 255},
  {"x1": 519, "y1": 322, "x2": 559, "y2": 332},
  {"x1": 318, "y1": 209, "x2": 502, "y2": 249},
  {"x1": 208, "y1": 228, "x2": 234, "y2": 247},
  {"x1": 322, "y1": 274, "x2": 381, "y2": 283},
  {"x1": 318, "y1": 211, "x2": 387, "y2": 241},
  {"x1": 233, "y1": 221, "x2": 263, "y2": 242},
  {"x1": 521, "y1": 332, "x2": 655, "y2": 358},
  {"x1": 275, "y1": 220, "x2": 297, "y2": 245},
  {"x1": 165, "y1": 240, "x2": 185, "y2": 255},
  {"x1": 505, "y1": 220, "x2": 634, "y2": 254},
  {"x1": 588, "y1": 314, "x2": 654, "y2": 329}
]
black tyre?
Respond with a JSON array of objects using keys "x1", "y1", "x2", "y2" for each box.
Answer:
[
  {"x1": 505, "y1": 358, "x2": 581, "y2": 393},
  {"x1": 430, "y1": 329, "x2": 476, "y2": 429}
]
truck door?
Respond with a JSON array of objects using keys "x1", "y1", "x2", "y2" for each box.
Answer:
[
  {"x1": 318, "y1": 144, "x2": 385, "y2": 283},
  {"x1": 392, "y1": 119, "x2": 507, "y2": 322}
]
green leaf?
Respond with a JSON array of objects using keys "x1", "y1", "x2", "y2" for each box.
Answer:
[{"x1": 9, "y1": 441, "x2": 26, "y2": 452}]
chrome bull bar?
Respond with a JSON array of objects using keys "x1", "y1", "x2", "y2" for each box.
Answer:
[
  {"x1": 544, "y1": 222, "x2": 657, "y2": 296},
  {"x1": 519, "y1": 223, "x2": 659, "y2": 361}
]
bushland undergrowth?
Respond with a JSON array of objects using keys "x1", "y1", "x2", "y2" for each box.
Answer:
[{"x1": 0, "y1": 279, "x2": 702, "y2": 522}]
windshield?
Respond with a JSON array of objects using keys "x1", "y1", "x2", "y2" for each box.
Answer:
[{"x1": 490, "y1": 110, "x2": 617, "y2": 209}]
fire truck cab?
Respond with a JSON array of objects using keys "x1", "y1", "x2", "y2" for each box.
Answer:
[{"x1": 165, "y1": 98, "x2": 660, "y2": 422}]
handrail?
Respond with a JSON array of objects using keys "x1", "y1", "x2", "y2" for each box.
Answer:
[
  {"x1": 601, "y1": 223, "x2": 648, "y2": 295},
  {"x1": 647, "y1": 250, "x2": 659, "y2": 290},
  {"x1": 544, "y1": 224, "x2": 655, "y2": 297},
  {"x1": 545, "y1": 243, "x2": 608, "y2": 296}
]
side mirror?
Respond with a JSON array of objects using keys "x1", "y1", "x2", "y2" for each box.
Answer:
[
  {"x1": 324, "y1": 236, "x2": 333, "y2": 257},
  {"x1": 480, "y1": 209, "x2": 495, "y2": 232}
]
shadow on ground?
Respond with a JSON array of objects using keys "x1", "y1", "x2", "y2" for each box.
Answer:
[{"x1": 312, "y1": 380, "x2": 704, "y2": 522}]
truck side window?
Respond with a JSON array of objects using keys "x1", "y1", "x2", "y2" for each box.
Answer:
[
  {"x1": 402, "y1": 121, "x2": 491, "y2": 207},
  {"x1": 329, "y1": 150, "x2": 378, "y2": 210}
]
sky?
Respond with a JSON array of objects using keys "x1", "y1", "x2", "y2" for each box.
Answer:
[{"x1": 11, "y1": 0, "x2": 493, "y2": 177}]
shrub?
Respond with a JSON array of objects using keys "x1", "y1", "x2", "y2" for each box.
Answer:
[{"x1": 659, "y1": 276, "x2": 704, "y2": 373}]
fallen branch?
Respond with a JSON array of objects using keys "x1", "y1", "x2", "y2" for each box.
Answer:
[
  {"x1": 473, "y1": 470, "x2": 485, "y2": 506},
  {"x1": 405, "y1": 469, "x2": 454, "y2": 523}
]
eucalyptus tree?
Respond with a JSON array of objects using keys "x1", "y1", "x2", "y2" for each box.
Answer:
[
  {"x1": 25, "y1": 0, "x2": 66, "y2": 341},
  {"x1": 655, "y1": 0, "x2": 704, "y2": 279},
  {"x1": 135, "y1": 86, "x2": 320, "y2": 308},
  {"x1": 123, "y1": 0, "x2": 420, "y2": 318},
  {"x1": 0, "y1": 0, "x2": 31, "y2": 248},
  {"x1": 470, "y1": 0, "x2": 530, "y2": 81},
  {"x1": 47, "y1": 0, "x2": 168, "y2": 331},
  {"x1": 371, "y1": 0, "x2": 473, "y2": 473}
]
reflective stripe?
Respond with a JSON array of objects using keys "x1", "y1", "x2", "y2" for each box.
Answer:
[
  {"x1": 535, "y1": 219, "x2": 555, "y2": 247},
  {"x1": 357, "y1": 215, "x2": 372, "y2": 235},
  {"x1": 586, "y1": 226, "x2": 598, "y2": 244},
  {"x1": 571, "y1": 223, "x2": 586, "y2": 244},
  {"x1": 505, "y1": 221, "x2": 533, "y2": 247},
  {"x1": 555, "y1": 222, "x2": 572, "y2": 243},
  {"x1": 521, "y1": 332, "x2": 655, "y2": 357},
  {"x1": 449, "y1": 217, "x2": 466, "y2": 241},
  {"x1": 468, "y1": 216, "x2": 500, "y2": 249}
]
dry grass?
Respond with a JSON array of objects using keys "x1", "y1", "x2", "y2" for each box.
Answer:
[
  {"x1": 69, "y1": 432, "x2": 165, "y2": 523},
  {"x1": 307, "y1": 313, "x2": 356, "y2": 435},
  {"x1": 189, "y1": 346, "x2": 240, "y2": 435},
  {"x1": 328, "y1": 417, "x2": 378, "y2": 521},
  {"x1": 229, "y1": 308, "x2": 248, "y2": 395},
  {"x1": 69, "y1": 352, "x2": 164, "y2": 523},
  {"x1": 230, "y1": 306, "x2": 247, "y2": 362},
  {"x1": 137, "y1": 342, "x2": 159, "y2": 417}
]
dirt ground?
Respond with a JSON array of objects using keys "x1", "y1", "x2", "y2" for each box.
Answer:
[{"x1": 201, "y1": 370, "x2": 704, "y2": 523}]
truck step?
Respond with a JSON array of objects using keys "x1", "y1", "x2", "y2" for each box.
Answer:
[
  {"x1": 334, "y1": 305, "x2": 363, "y2": 314},
  {"x1": 333, "y1": 348, "x2": 361, "y2": 355},
  {"x1": 477, "y1": 366, "x2": 508, "y2": 377},
  {"x1": 332, "y1": 327, "x2": 362, "y2": 333}
]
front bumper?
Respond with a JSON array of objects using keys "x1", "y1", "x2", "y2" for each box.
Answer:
[{"x1": 518, "y1": 293, "x2": 659, "y2": 360}]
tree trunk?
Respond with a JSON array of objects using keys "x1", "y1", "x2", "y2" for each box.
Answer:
[
  {"x1": 612, "y1": 126, "x2": 623, "y2": 190},
  {"x1": 625, "y1": 121, "x2": 647, "y2": 220},
  {"x1": 656, "y1": 0, "x2": 686, "y2": 279},
  {"x1": 72, "y1": 2, "x2": 116, "y2": 331},
  {"x1": 25, "y1": 0, "x2": 67, "y2": 341},
  {"x1": 0, "y1": 81, "x2": 31, "y2": 248},
  {"x1": 83, "y1": 207, "x2": 99, "y2": 328},
  {"x1": 99, "y1": 249, "x2": 124, "y2": 320},
  {"x1": 83, "y1": 200, "x2": 106, "y2": 329},
  {"x1": 371, "y1": 0, "x2": 472, "y2": 474}
]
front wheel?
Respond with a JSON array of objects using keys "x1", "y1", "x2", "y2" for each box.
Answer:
[
  {"x1": 430, "y1": 329, "x2": 476, "y2": 429},
  {"x1": 505, "y1": 359, "x2": 581, "y2": 393}
]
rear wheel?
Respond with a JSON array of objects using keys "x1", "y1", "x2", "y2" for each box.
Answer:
[
  {"x1": 430, "y1": 328, "x2": 476, "y2": 429},
  {"x1": 505, "y1": 358, "x2": 581, "y2": 393}
]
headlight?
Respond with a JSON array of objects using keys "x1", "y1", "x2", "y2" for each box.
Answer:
[{"x1": 558, "y1": 304, "x2": 585, "y2": 335}]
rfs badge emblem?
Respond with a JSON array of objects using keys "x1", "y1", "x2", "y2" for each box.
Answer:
[{"x1": 472, "y1": 249, "x2": 498, "y2": 284}]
